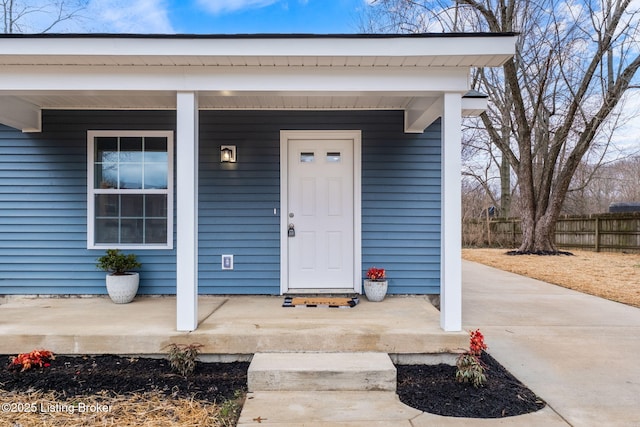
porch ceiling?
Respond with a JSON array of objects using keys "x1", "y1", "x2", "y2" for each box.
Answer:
[{"x1": 7, "y1": 91, "x2": 421, "y2": 111}]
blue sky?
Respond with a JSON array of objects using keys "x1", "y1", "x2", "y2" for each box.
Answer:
[
  {"x1": 62, "y1": 0, "x2": 372, "y2": 34},
  {"x1": 171, "y1": 0, "x2": 368, "y2": 34}
]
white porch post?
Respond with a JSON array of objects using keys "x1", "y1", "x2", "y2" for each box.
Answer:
[
  {"x1": 176, "y1": 92, "x2": 199, "y2": 331},
  {"x1": 440, "y1": 92, "x2": 463, "y2": 332}
]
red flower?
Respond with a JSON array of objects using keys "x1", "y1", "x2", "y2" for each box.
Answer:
[
  {"x1": 366, "y1": 267, "x2": 385, "y2": 280},
  {"x1": 9, "y1": 349, "x2": 55, "y2": 372},
  {"x1": 469, "y1": 329, "x2": 487, "y2": 356}
]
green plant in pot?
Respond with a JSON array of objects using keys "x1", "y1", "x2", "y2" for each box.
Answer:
[{"x1": 97, "y1": 249, "x2": 141, "y2": 304}]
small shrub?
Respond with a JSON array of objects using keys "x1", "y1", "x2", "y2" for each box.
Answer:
[
  {"x1": 96, "y1": 249, "x2": 141, "y2": 275},
  {"x1": 165, "y1": 343, "x2": 203, "y2": 376},
  {"x1": 455, "y1": 353, "x2": 487, "y2": 387},
  {"x1": 8, "y1": 349, "x2": 55, "y2": 372},
  {"x1": 456, "y1": 329, "x2": 488, "y2": 388}
]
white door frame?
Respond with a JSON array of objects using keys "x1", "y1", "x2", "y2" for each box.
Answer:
[{"x1": 280, "y1": 130, "x2": 362, "y2": 294}]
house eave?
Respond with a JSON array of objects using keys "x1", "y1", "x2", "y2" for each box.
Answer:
[
  {"x1": 0, "y1": 33, "x2": 517, "y2": 68},
  {"x1": 0, "y1": 33, "x2": 516, "y2": 133}
]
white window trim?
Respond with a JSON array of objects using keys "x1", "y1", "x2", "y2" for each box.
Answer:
[{"x1": 87, "y1": 130, "x2": 174, "y2": 250}]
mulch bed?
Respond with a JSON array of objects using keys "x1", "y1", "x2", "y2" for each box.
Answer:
[
  {"x1": 0, "y1": 355, "x2": 248, "y2": 403},
  {"x1": 397, "y1": 352, "x2": 546, "y2": 418},
  {"x1": 1, "y1": 352, "x2": 544, "y2": 420},
  {"x1": 506, "y1": 250, "x2": 574, "y2": 256}
]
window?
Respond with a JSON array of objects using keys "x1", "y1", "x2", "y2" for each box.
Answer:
[
  {"x1": 326, "y1": 152, "x2": 341, "y2": 163},
  {"x1": 300, "y1": 152, "x2": 315, "y2": 163},
  {"x1": 88, "y1": 131, "x2": 173, "y2": 249}
]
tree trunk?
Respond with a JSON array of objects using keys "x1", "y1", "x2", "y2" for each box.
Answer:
[
  {"x1": 517, "y1": 213, "x2": 558, "y2": 253},
  {"x1": 499, "y1": 155, "x2": 511, "y2": 218}
]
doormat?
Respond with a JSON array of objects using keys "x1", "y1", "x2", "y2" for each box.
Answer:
[{"x1": 283, "y1": 296, "x2": 359, "y2": 308}]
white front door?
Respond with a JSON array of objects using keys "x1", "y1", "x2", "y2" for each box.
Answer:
[{"x1": 281, "y1": 131, "x2": 361, "y2": 293}]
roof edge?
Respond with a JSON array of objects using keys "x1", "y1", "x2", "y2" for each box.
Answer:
[{"x1": 0, "y1": 32, "x2": 519, "y2": 39}]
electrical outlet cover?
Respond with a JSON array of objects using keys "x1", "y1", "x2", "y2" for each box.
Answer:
[{"x1": 222, "y1": 254, "x2": 234, "y2": 270}]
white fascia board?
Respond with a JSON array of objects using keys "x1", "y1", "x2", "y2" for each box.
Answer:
[
  {"x1": 462, "y1": 96, "x2": 488, "y2": 116},
  {"x1": 0, "y1": 35, "x2": 517, "y2": 65},
  {"x1": 0, "y1": 96, "x2": 41, "y2": 132},
  {"x1": 0, "y1": 65, "x2": 470, "y2": 93}
]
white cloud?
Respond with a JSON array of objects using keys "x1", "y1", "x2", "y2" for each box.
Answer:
[
  {"x1": 80, "y1": 0, "x2": 175, "y2": 33},
  {"x1": 196, "y1": 0, "x2": 281, "y2": 15},
  {"x1": 608, "y1": 90, "x2": 640, "y2": 158}
]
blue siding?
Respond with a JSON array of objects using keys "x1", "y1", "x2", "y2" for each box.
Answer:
[
  {"x1": 362, "y1": 115, "x2": 441, "y2": 294},
  {"x1": 0, "y1": 111, "x2": 177, "y2": 295},
  {"x1": 198, "y1": 112, "x2": 284, "y2": 294},
  {"x1": 0, "y1": 110, "x2": 441, "y2": 296},
  {"x1": 198, "y1": 111, "x2": 441, "y2": 295}
]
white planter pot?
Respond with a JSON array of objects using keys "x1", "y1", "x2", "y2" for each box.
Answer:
[
  {"x1": 105, "y1": 272, "x2": 139, "y2": 304},
  {"x1": 363, "y1": 279, "x2": 388, "y2": 302}
]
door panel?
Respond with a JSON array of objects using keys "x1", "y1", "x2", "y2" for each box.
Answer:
[{"x1": 287, "y1": 138, "x2": 354, "y2": 289}]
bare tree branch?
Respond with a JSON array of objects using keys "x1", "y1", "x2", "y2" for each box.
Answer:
[
  {"x1": 361, "y1": 0, "x2": 640, "y2": 252},
  {"x1": 2, "y1": 0, "x2": 87, "y2": 34}
]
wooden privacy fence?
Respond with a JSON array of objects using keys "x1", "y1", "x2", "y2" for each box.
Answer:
[{"x1": 463, "y1": 212, "x2": 640, "y2": 253}]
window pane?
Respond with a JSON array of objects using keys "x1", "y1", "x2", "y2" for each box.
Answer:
[
  {"x1": 144, "y1": 163, "x2": 168, "y2": 189},
  {"x1": 95, "y1": 137, "x2": 118, "y2": 163},
  {"x1": 95, "y1": 194, "x2": 119, "y2": 217},
  {"x1": 120, "y1": 219, "x2": 144, "y2": 243},
  {"x1": 119, "y1": 163, "x2": 143, "y2": 189},
  {"x1": 300, "y1": 152, "x2": 315, "y2": 163},
  {"x1": 145, "y1": 137, "x2": 168, "y2": 163},
  {"x1": 145, "y1": 219, "x2": 167, "y2": 243},
  {"x1": 145, "y1": 194, "x2": 167, "y2": 217},
  {"x1": 95, "y1": 219, "x2": 119, "y2": 243},
  {"x1": 120, "y1": 137, "x2": 143, "y2": 162},
  {"x1": 121, "y1": 194, "x2": 144, "y2": 217},
  {"x1": 327, "y1": 152, "x2": 341, "y2": 163},
  {"x1": 95, "y1": 163, "x2": 118, "y2": 189}
]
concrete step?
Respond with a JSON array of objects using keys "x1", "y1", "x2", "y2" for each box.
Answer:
[
  {"x1": 237, "y1": 391, "x2": 568, "y2": 426},
  {"x1": 237, "y1": 391, "x2": 421, "y2": 426},
  {"x1": 248, "y1": 352, "x2": 397, "y2": 392}
]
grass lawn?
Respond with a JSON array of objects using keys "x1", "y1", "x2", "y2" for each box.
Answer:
[{"x1": 462, "y1": 248, "x2": 640, "y2": 308}]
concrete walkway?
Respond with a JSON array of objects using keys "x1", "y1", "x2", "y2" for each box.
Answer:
[{"x1": 463, "y1": 260, "x2": 640, "y2": 427}]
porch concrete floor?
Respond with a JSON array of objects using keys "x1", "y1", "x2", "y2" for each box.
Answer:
[{"x1": 0, "y1": 295, "x2": 466, "y2": 356}]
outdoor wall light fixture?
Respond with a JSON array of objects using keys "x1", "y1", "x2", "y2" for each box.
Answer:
[{"x1": 220, "y1": 145, "x2": 237, "y2": 163}]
